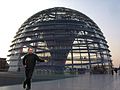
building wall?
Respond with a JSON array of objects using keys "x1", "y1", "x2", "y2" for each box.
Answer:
[{"x1": 0, "y1": 58, "x2": 9, "y2": 71}]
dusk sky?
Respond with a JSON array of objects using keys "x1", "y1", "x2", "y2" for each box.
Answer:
[{"x1": 0, "y1": 0, "x2": 119, "y2": 67}]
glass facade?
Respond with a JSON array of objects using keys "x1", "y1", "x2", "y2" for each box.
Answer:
[{"x1": 7, "y1": 7, "x2": 112, "y2": 72}]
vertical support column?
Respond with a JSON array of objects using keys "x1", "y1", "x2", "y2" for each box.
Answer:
[
  {"x1": 87, "y1": 45, "x2": 91, "y2": 69},
  {"x1": 84, "y1": 31, "x2": 91, "y2": 69},
  {"x1": 97, "y1": 42, "x2": 104, "y2": 67},
  {"x1": 80, "y1": 53, "x2": 83, "y2": 68},
  {"x1": 93, "y1": 43, "x2": 99, "y2": 66},
  {"x1": 71, "y1": 48, "x2": 74, "y2": 70},
  {"x1": 77, "y1": 37, "x2": 83, "y2": 68}
]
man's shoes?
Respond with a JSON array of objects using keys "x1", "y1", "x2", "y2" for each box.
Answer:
[{"x1": 26, "y1": 87, "x2": 31, "y2": 90}]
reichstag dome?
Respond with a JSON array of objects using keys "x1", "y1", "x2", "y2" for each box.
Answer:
[{"x1": 7, "y1": 7, "x2": 112, "y2": 73}]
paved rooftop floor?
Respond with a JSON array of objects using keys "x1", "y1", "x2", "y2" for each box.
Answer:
[{"x1": 0, "y1": 74, "x2": 120, "y2": 90}]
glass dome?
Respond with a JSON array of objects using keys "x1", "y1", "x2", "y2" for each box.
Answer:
[{"x1": 8, "y1": 7, "x2": 112, "y2": 73}]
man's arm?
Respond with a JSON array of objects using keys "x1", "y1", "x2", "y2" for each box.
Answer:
[
  {"x1": 39, "y1": 57, "x2": 45, "y2": 62},
  {"x1": 35, "y1": 54, "x2": 45, "y2": 62}
]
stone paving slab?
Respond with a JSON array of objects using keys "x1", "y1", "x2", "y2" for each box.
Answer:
[{"x1": 0, "y1": 74, "x2": 120, "y2": 90}]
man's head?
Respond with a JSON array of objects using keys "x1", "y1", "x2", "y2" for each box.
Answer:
[{"x1": 28, "y1": 48, "x2": 33, "y2": 54}]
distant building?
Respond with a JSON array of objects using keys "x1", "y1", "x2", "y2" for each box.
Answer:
[{"x1": 0, "y1": 58, "x2": 9, "y2": 71}]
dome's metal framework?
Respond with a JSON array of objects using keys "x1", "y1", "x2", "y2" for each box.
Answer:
[{"x1": 8, "y1": 7, "x2": 112, "y2": 72}]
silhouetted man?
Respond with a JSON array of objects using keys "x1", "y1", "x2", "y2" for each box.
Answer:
[{"x1": 23, "y1": 48, "x2": 44, "y2": 90}]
